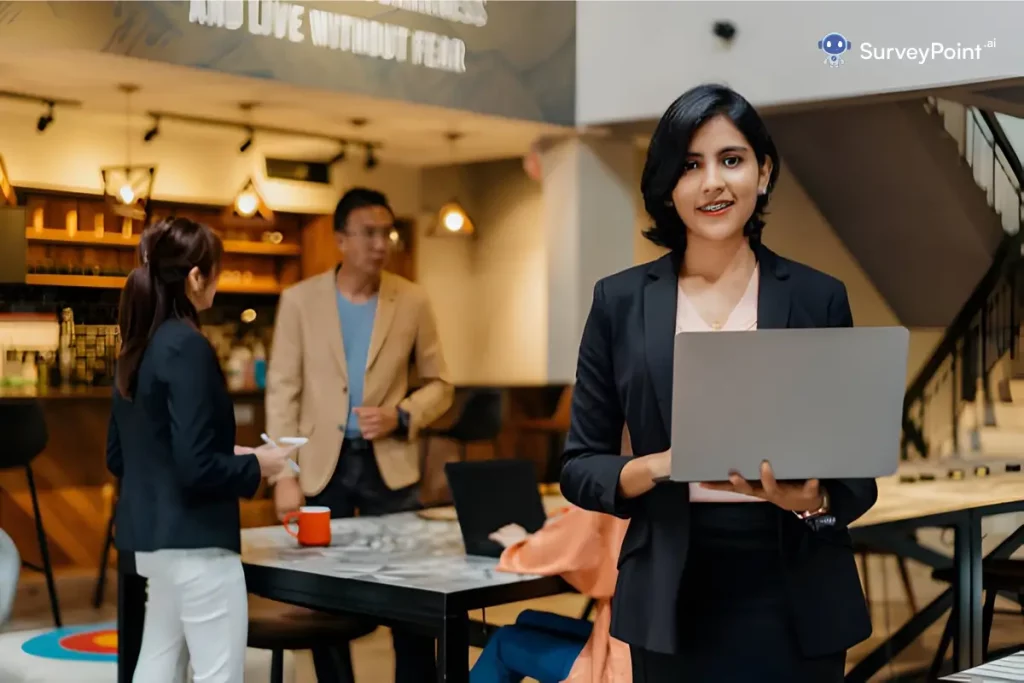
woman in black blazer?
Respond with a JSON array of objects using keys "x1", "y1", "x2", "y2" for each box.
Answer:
[
  {"x1": 106, "y1": 218, "x2": 292, "y2": 683},
  {"x1": 560, "y1": 84, "x2": 878, "y2": 682}
]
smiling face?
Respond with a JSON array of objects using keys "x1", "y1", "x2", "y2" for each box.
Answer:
[{"x1": 670, "y1": 114, "x2": 773, "y2": 244}]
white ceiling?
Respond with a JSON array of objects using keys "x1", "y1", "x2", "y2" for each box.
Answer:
[{"x1": 0, "y1": 46, "x2": 571, "y2": 167}]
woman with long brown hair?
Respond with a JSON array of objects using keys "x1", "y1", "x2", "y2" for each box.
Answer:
[{"x1": 106, "y1": 217, "x2": 293, "y2": 683}]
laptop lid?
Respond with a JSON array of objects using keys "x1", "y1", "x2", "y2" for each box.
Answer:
[
  {"x1": 670, "y1": 326, "x2": 908, "y2": 483},
  {"x1": 444, "y1": 460, "x2": 548, "y2": 558}
]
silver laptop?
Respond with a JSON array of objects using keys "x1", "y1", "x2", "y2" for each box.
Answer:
[{"x1": 670, "y1": 326, "x2": 908, "y2": 483}]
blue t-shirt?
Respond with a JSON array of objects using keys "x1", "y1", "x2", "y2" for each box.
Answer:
[{"x1": 336, "y1": 292, "x2": 378, "y2": 437}]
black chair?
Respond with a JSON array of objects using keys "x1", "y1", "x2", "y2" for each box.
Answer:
[
  {"x1": 422, "y1": 389, "x2": 504, "y2": 462},
  {"x1": 854, "y1": 541, "x2": 918, "y2": 614},
  {"x1": 0, "y1": 402, "x2": 61, "y2": 626},
  {"x1": 248, "y1": 596, "x2": 377, "y2": 683},
  {"x1": 928, "y1": 559, "x2": 1024, "y2": 678}
]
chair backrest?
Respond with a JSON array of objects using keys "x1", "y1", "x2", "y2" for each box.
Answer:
[
  {"x1": 551, "y1": 386, "x2": 573, "y2": 426},
  {"x1": 446, "y1": 389, "x2": 503, "y2": 443},
  {"x1": 0, "y1": 402, "x2": 48, "y2": 469}
]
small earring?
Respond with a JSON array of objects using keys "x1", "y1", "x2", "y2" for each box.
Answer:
[
  {"x1": 664, "y1": 199, "x2": 674, "y2": 207},
  {"x1": 758, "y1": 188, "x2": 767, "y2": 196}
]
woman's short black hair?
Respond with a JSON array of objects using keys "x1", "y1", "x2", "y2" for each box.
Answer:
[{"x1": 641, "y1": 84, "x2": 781, "y2": 254}]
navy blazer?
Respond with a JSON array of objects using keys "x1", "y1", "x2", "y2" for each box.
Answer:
[
  {"x1": 106, "y1": 319, "x2": 261, "y2": 554},
  {"x1": 561, "y1": 245, "x2": 876, "y2": 657}
]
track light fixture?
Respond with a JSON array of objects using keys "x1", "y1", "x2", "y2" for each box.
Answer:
[
  {"x1": 0, "y1": 90, "x2": 81, "y2": 134},
  {"x1": 365, "y1": 144, "x2": 378, "y2": 170},
  {"x1": 239, "y1": 127, "x2": 254, "y2": 153},
  {"x1": 141, "y1": 110, "x2": 382, "y2": 158},
  {"x1": 36, "y1": 102, "x2": 54, "y2": 133},
  {"x1": 143, "y1": 116, "x2": 160, "y2": 143}
]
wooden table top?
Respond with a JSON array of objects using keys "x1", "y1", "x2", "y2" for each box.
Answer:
[{"x1": 856, "y1": 473, "x2": 1024, "y2": 528}]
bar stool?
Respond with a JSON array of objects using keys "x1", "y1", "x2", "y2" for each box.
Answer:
[
  {"x1": 247, "y1": 595, "x2": 377, "y2": 683},
  {"x1": 0, "y1": 401, "x2": 61, "y2": 626},
  {"x1": 421, "y1": 388, "x2": 504, "y2": 462},
  {"x1": 518, "y1": 386, "x2": 573, "y2": 483}
]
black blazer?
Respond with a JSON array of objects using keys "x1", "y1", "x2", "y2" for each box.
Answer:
[
  {"x1": 106, "y1": 319, "x2": 261, "y2": 554},
  {"x1": 561, "y1": 245, "x2": 877, "y2": 657}
]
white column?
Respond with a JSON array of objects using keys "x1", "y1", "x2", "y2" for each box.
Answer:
[{"x1": 541, "y1": 136, "x2": 637, "y2": 383}]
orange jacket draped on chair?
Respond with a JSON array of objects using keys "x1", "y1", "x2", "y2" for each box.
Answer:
[
  {"x1": 496, "y1": 507, "x2": 630, "y2": 683},
  {"x1": 496, "y1": 422, "x2": 634, "y2": 683}
]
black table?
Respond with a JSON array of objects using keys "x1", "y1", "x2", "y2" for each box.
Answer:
[
  {"x1": 845, "y1": 475, "x2": 1024, "y2": 682},
  {"x1": 117, "y1": 511, "x2": 568, "y2": 683}
]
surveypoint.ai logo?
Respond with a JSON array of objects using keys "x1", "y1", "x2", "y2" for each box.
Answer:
[
  {"x1": 818, "y1": 32, "x2": 997, "y2": 68},
  {"x1": 818, "y1": 33, "x2": 852, "y2": 68}
]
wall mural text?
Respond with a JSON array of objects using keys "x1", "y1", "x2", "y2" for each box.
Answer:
[{"x1": 188, "y1": 0, "x2": 481, "y2": 73}]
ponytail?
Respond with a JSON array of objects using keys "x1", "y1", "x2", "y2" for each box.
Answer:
[
  {"x1": 114, "y1": 218, "x2": 221, "y2": 399},
  {"x1": 115, "y1": 267, "x2": 157, "y2": 398}
]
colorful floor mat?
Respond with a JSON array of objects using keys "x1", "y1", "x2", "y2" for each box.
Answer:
[{"x1": 0, "y1": 624, "x2": 286, "y2": 682}]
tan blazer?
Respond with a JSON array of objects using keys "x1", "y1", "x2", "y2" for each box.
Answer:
[{"x1": 265, "y1": 270, "x2": 454, "y2": 494}]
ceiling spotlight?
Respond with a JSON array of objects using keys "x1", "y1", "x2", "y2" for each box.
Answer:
[
  {"x1": 239, "y1": 127, "x2": 254, "y2": 153},
  {"x1": 365, "y1": 144, "x2": 377, "y2": 170},
  {"x1": 143, "y1": 116, "x2": 160, "y2": 143},
  {"x1": 328, "y1": 141, "x2": 347, "y2": 165},
  {"x1": 36, "y1": 102, "x2": 54, "y2": 133}
]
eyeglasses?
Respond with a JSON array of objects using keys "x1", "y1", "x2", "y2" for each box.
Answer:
[
  {"x1": 345, "y1": 226, "x2": 398, "y2": 244},
  {"x1": 348, "y1": 227, "x2": 403, "y2": 245}
]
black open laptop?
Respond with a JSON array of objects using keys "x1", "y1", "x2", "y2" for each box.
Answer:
[{"x1": 444, "y1": 460, "x2": 548, "y2": 558}]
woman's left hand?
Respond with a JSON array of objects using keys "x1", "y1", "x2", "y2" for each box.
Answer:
[{"x1": 701, "y1": 460, "x2": 824, "y2": 512}]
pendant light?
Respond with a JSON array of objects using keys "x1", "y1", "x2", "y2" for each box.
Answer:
[
  {"x1": 429, "y1": 132, "x2": 474, "y2": 237},
  {"x1": 100, "y1": 84, "x2": 156, "y2": 222}
]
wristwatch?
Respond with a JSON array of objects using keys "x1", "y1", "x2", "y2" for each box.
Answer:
[
  {"x1": 795, "y1": 487, "x2": 835, "y2": 530},
  {"x1": 395, "y1": 407, "x2": 411, "y2": 438},
  {"x1": 796, "y1": 487, "x2": 830, "y2": 520}
]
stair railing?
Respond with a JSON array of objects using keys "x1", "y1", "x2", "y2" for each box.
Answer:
[{"x1": 902, "y1": 106, "x2": 1024, "y2": 460}]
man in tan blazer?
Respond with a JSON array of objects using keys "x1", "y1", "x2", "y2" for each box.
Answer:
[{"x1": 266, "y1": 187, "x2": 453, "y2": 683}]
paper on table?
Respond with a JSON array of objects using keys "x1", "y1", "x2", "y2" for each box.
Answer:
[{"x1": 941, "y1": 651, "x2": 1024, "y2": 682}]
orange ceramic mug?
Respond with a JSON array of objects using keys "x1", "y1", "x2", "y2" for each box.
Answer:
[{"x1": 282, "y1": 506, "x2": 332, "y2": 547}]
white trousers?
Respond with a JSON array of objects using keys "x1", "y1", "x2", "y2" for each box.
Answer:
[
  {"x1": 0, "y1": 530, "x2": 19, "y2": 627},
  {"x1": 134, "y1": 548, "x2": 248, "y2": 683}
]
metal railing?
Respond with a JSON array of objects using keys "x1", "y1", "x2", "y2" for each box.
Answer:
[{"x1": 902, "y1": 104, "x2": 1024, "y2": 459}]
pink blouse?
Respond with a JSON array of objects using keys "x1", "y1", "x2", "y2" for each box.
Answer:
[{"x1": 677, "y1": 267, "x2": 764, "y2": 503}]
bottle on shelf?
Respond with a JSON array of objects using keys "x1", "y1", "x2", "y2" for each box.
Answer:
[
  {"x1": 59, "y1": 307, "x2": 75, "y2": 388},
  {"x1": 21, "y1": 352, "x2": 37, "y2": 386}
]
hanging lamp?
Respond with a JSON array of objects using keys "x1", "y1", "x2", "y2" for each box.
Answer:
[
  {"x1": 428, "y1": 132, "x2": 474, "y2": 237},
  {"x1": 100, "y1": 84, "x2": 156, "y2": 222}
]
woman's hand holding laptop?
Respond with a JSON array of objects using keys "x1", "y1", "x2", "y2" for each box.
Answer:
[{"x1": 700, "y1": 460, "x2": 825, "y2": 513}]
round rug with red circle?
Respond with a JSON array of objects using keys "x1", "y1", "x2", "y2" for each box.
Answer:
[{"x1": 20, "y1": 622, "x2": 117, "y2": 662}]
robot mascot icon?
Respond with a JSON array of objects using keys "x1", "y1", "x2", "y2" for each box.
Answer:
[{"x1": 818, "y1": 33, "x2": 852, "y2": 67}]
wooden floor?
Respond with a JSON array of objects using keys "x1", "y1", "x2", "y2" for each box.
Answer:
[{"x1": 8, "y1": 528, "x2": 1024, "y2": 683}]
